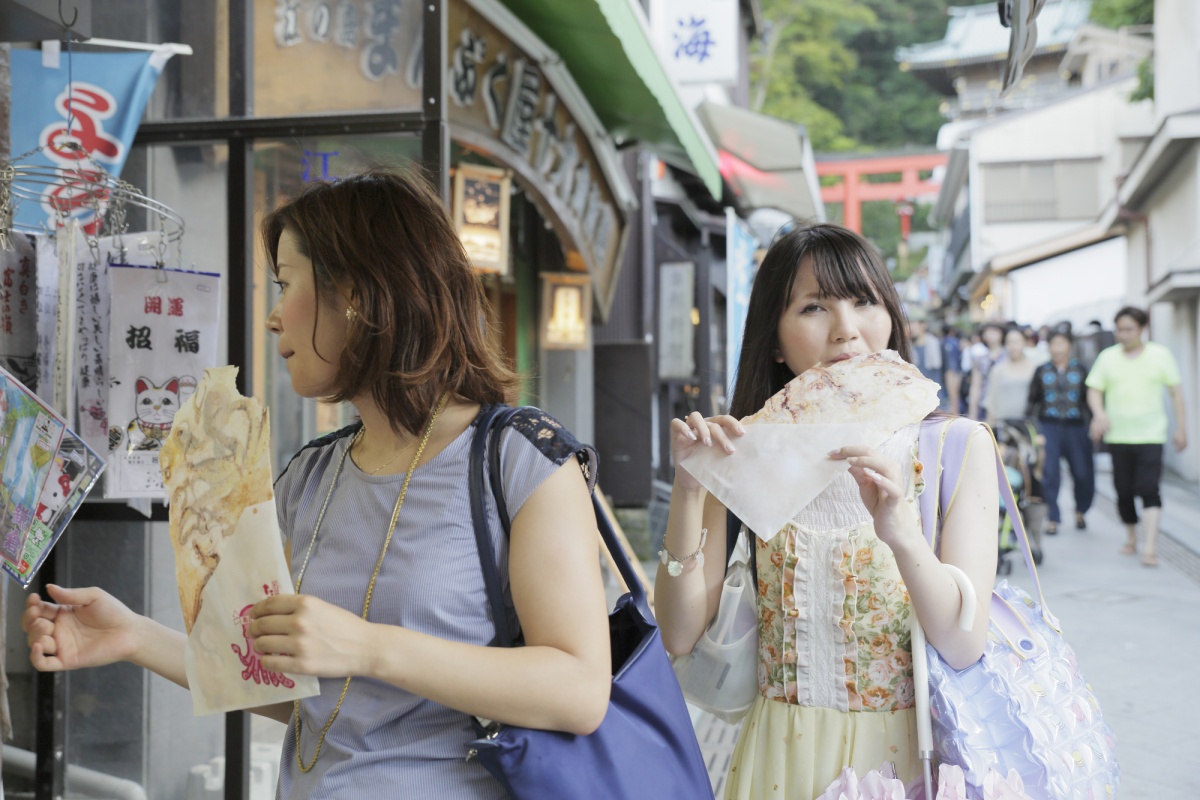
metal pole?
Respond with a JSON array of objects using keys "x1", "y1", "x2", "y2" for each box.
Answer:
[
  {"x1": 34, "y1": 551, "x2": 66, "y2": 800},
  {"x1": 224, "y1": 1, "x2": 253, "y2": 797},
  {"x1": 697, "y1": 229, "x2": 713, "y2": 418},
  {"x1": 422, "y1": 0, "x2": 449, "y2": 205}
]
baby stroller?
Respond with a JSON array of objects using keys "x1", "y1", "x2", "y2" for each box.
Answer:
[{"x1": 992, "y1": 418, "x2": 1045, "y2": 572}]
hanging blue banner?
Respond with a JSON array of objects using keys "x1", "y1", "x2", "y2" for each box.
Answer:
[
  {"x1": 9, "y1": 48, "x2": 171, "y2": 236},
  {"x1": 726, "y1": 208, "x2": 757, "y2": 397}
]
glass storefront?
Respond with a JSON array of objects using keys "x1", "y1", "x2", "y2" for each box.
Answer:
[{"x1": 92, "y1": 0, "x2": 227, "y2": 120}]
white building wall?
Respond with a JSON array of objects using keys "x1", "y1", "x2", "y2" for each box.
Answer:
[
  {"x1": 1136, "y1": 149, "x2": 1200, "y2": 483},
  {"x1": 1154, "y1": 0, "x2": 1200, "y2": 121},
  {"x1": 1147, "y1": 148, "x2": 1200, "y2": 285},
  {"x1": 1003, "y1": 237, "x2": 1127, "y2": 329},
  {"x1": 968, "y1": 78, "x2": 1154, "y2": 268}
]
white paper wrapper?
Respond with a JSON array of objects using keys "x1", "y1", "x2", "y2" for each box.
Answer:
[
  {"x1": 185, "y1": 500, "x2": 320, "y2": 716},
  {"x1": 680, "y1": 423, "x2": 892, "y2": 541}
]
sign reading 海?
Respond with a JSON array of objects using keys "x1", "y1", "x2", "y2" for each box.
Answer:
[{"x1": 648, "y1": 0, "x2": 739, "y2": 86}]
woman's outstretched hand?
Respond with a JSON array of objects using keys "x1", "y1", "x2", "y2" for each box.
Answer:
[
  {"x1": 670, "y1": 412, "x2": 745, "y2": 492},
  {"x1": 829, "y1": 445, "x2": 919, "y2": 548},
  {"x1": 23, "y1": 585, "x2": 142, "y2": 672}
]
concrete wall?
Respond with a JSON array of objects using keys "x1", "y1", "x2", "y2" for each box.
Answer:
[
  {"x1": 1147, "y1": 148, "x2": 1200, "y2": 284},
  {"x1": 1138, "y1": 142, "x2": 1200, "y2": 484},
  {"x1": 1005, "y1": 237, "x2": 1128, "y2": 330},
  {"x1": 967, "y1": 78, "x2": 1155, "y2": 270},
  {"x1": 1154, "y1": 0, "x2": 1200, "y2": 121}
]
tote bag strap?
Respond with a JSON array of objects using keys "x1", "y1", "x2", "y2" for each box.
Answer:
[
  {"x1": 916, "y1": 417, "x2": 1060, "y2": 632},
  {"x1": 468, "y1": 405, "x2": 654, "y2": 649},
  {"x1": 725, "y1": 509, "x2": 757, "y2": 578},
  {"x1": 468, "y1": 404, "x2": 519, "y2": 647}
]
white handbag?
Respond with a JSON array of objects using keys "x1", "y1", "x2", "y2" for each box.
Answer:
[{"x1": 670, "y1": 528, "x2": 759, "y2": 723}]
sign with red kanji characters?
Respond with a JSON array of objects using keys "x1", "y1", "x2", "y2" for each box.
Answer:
[{"x1": 106, "y1": 264, "x2": 220, "y2": 499}]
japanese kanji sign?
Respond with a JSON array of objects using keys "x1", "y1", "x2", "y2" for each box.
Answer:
[
  {"x1": 649, "y1": 0, "x2": 739, "y2": 85},
  {"x1": 106, "y1": 264, "x2": 220, "y2": 499}
]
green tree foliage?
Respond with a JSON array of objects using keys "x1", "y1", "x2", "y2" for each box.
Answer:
[
  {"x1": 751, "y1": 0, "x2": 875, "y2": 152},
  {"x1": 1090, "y1": 0, "x2": 1153, "y2": 28},
  {"x1": 811, "y1": 0, "x2": 964, "y2": 149},
  {"x1": 753, "y1": 0, "x2": 980, "y2": 152}
]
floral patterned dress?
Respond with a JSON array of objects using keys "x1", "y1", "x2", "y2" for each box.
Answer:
[{"x1": 725, "y1": 424, "x2": 926, "y2": 800}]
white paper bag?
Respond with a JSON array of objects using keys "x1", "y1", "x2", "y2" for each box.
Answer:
[
  {"x1": 680, "y1": 423, "x2": 892, "y2": 540},
  {"x1": 185, "y1": 500, "x2": 320, "y2": 716}
]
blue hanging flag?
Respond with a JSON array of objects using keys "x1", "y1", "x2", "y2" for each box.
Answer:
[{"x1": 9, "y1": 48, "x2": 171, "y2": 235}]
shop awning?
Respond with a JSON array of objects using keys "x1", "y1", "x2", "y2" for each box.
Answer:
[
  {"x1": 497, "y1": 0, "x2": 723, "y2": 199},
  {"x1": 695, "y1": 100, "x2": 821, "y2": 220}
]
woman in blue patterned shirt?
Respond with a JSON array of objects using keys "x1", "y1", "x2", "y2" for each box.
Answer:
[{"x1": 1026, "y1": 329, "x2": 1094, "y2": 534}]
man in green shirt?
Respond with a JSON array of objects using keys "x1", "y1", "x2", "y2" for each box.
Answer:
[{"x1": 1086, "y1": 306, "x2": 1188, "y2": 567}]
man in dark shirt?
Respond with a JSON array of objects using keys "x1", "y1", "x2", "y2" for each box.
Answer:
[{"x1": 1026, "y1": 329, "x2": 1093, "y2": 534}]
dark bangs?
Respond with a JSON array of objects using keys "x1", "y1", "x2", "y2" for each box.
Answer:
[{"x1": 804, "y1": 242, "x2": 885, "y2": 304}]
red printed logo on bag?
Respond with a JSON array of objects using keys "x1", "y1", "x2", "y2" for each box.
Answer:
[{"x1": 231, "y1": 581, "x2": 296, "y2": 688}]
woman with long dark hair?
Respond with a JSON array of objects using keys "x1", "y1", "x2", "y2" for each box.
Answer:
[{"x1": 655, "y1": 223, "x2": 999, "y2": 798}]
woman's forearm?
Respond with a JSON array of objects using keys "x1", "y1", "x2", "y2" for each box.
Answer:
[
  {"x1": 890, "y1": 532, "x2": 987, "y2": 669},
  {"x1": 128, "y1": 615, "x2": 189, "y2": 689},
  {"x1": 654, "y1": 486, "x2": 726, "y2": 656},
  {"x1": 360, "y1": 625, "x2": 610, "y2": 736}
]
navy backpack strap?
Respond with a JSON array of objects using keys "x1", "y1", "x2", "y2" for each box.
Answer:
[
  {"x1": 485, "y1": 406, "x2": 523, "y2": 540},
  {"x1": 468, "y1": 404, "x2": 518, "y2": 647},
  {"x1": 274, "y1": 422, "x2": 361, "y2": 486}
]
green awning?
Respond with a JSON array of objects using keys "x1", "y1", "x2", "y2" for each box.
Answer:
[{"x1": 498, "y1": 0, "x2": 723, "y2": 199}]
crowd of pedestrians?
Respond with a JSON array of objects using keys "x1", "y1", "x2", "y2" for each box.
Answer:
[{"x1": 914, "y1": 307, "x2": 1187, "y2": 565}]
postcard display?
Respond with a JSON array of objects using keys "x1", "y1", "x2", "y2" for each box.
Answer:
[
  {"x1": 0, "y1": 230, "x2": 216, "y2": 584},
  {"x1": 0, "y1": 230, "x2": 112, "y2": 586}
]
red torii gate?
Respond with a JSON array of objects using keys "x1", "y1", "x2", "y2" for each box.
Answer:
[{"x1": 816, "y1": 152, "x2": 947, "y2": 236}]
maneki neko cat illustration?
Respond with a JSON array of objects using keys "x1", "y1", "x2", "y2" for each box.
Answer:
[{"x1": 110, "y1": 375, "x2": 196, "y2": 453}]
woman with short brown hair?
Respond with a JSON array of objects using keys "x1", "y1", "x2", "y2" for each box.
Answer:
[{"x1": 25, "y1": 169, "x2": 612, "y2": 798}]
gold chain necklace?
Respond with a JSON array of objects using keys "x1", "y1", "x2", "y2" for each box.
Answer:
[
  {"x1": 355, "y1": 439, "x2": 402, "y2": 475},
  {"x1": 293, "y1": 392, "x2": 450, "y2": 773}
]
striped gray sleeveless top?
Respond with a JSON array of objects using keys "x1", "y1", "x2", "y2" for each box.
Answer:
[{"x1": 274, "y1": 406, "x2": 597, "y2": 799}]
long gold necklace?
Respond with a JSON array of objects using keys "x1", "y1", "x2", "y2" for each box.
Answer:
[{"x1": 292, "y1": 392, "x2": 450, "y2": 773}]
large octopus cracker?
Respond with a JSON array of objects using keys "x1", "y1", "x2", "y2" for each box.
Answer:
[
  {"x1": 161, "y1": 366, "x2": 273, "y2": 633},
  {"x1": 743, "y1": 350, "x2": 937, "y2": 430}
]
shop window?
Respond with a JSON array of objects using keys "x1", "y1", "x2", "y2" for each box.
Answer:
[{"x1": 89, "y1": 0, "x2": 227, "y2": 119}]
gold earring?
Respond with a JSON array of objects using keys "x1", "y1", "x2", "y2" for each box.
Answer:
[{"x1": 345, "y1": 307, "x2": 357, "y2": 321}]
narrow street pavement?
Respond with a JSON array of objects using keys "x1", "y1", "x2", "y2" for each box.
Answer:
[{"x1": 687, "y1": 453, "x2": 1200, "y2": 798}]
